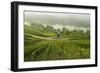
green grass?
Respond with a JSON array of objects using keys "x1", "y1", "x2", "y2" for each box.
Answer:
[{"x1": 24, "y1": 24, "x2": 90, "y2": 62}]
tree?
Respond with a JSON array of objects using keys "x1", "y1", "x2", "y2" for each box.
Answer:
[
  {"x1": 55, "y1": 29, "x2": 61, "y2": 38},
  {"x1": 46, "y1": 25, "x2": 54, "y2": 32}
]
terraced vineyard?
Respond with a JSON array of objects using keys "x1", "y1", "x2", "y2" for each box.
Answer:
[{"x1": 24, "y1": 24, "x2": 90, "y2": 62}]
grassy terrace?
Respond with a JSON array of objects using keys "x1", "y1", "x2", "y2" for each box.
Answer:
[{"x1": 24, "y1": 24, "x2": 90, "y2": 62}]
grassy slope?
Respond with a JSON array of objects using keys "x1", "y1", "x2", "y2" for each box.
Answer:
[{"x1": 24, "y1": 25, "x2": 90, "y2": 62}]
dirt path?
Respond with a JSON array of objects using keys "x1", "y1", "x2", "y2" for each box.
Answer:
[{"x1": 25, "y1": 33, "x2": 68, "y2": 40}]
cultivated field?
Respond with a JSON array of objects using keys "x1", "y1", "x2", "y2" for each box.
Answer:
[{"x1": 24, "y1": 23, "x2": 90, "y2": 62}]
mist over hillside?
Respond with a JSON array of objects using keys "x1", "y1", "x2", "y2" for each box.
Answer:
[
  {"x1": 25, "y1": 11, "x2": 90, "y2": 28},
  {"x1": 24, "y1": 11, "x2": 90, "y2": 61}
]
